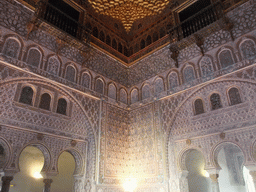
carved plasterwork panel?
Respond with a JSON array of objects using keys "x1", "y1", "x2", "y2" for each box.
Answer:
[
  {"x1": 128, "y1": 104, "x2": 162, "y2": 183},
  {"x1": 100, "y1": 103, "x2": 129, "y2": 183},
  {"x1": 166, "y1": 80, "x2": 256, "y2": 140}
]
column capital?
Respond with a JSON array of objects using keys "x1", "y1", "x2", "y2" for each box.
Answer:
[
  {"x1": 205, "y1": 168, "x2": 221, "y2": 175},
  {"x1": 43, "y1": 178, "x2": 53, "y2": 185},
  {"x1": 41, "y1": 172, "x2": 58, "y2": 179},
  {"x1": 179, "y1": 170, "x2": 189, "y2": 178},
  {"x1": 2, "y1": 169, "x2": 18, "y2": 177},
  {"x1": 250, "y1": 171, "x2": 256, "y2": 178},
  {"x1": 245, "y1": 165, "x2": 256, "y2": 172},
  {"x1": 1, "y1": 176, "x2": 13, "y2": 182},
  {"x1": 209, "y1": 174, "x2": 219, "y2": 183}
]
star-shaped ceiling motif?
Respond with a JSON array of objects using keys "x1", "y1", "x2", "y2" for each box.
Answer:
[{"x1": 88, "y1": 0, "x2": 170, "y2": 32}]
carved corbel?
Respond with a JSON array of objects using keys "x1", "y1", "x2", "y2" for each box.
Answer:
[
  {"x1": 56, "y1": 39, "x2": 68, "y2": 55},
  {"x1": 222, "y1": 16, "x2": 234, "y2": 41},
  {"x1": 194, "y1": 34, "x2": 204, "y2": 56},
  {"x1": 81, "y1": 46, "x2": 94, "y2": 65},
  {"x1": 26, "y1": 17, "x2": 39, "y2": 39},
  {"x1": 170, "y1": 45, "x2": 179, "y2": 68}
]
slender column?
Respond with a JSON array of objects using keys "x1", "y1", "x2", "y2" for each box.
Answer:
[
  {"x1": 249, "y1": 171, "x2": 256, "y2": 190},
  {"x1": 209, "y1": 174, "x2": 220, "y2": 192},
  {"x1": 179, "y1": 170, "x2": 189, "y2": 192},
  {"x1": 1, "y1": 176, "x2": 13, "y2": 192},
  {"x1": 245, "y1": 165, "x2": 256, "y2": 191},
  {"x1": 43, "y1": 178, "x2": 53, "y2": 192},
  {"x1": 74, "y1": 176, "x2": 83, "y2": 192}
]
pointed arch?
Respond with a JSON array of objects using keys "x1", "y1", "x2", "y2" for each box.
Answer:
[
  {"x1": 210, "y1": 92, "x2": 222, "y2": 110},
  {"x1": 95, "y1": 77, "x2": 105, "y2": 94},
  {"x1": 108, "y1": 83, "x2": 117, "y2": 100},
  {"x1": 106, "y1": 35, "x2": 111, "y2": 46},
  {"x1": 239, "y1": 38, "x2": 256, "y2": 59},
  {"x1": 57, "y1": 97, "x2": 68, "y2": 115},
  {"x1": 86, "y1": 22, "x2": 92, "y2": 31},
  {"x1": 130, "y1": 88, "x2": 139, "y2": 104},
  {"x1": 65, "y1": 64, "x2": 77, "y2": 83},
  {"x1": 92, "y1": 27, "x2": 98, "y2": 38},
  {"x1": 168, "y1": 70, "x2": 180, "y2": 90},
  {"x1": 39, "y1": 93, "x2": 52, "y2": 110},
  {"x1": 134, "y1": 43, "x2": 139, "y2": 53},
  {"x1": 80, "y1": 71, "x2": 91, "y2": 89},
  {"x1": 159, "y1": 27, "x2": 166, "y2": 38},
  {"x1": 182, "y1": 64, "x2": 196, "y2": 83},
  {"x1": 119, "y1": 88, "x2": 128, "y2": 104},
  {"x1": 2, "y1": 37, "x2": 21, "y2": 59},
  {"x1": 46, "y1": 55, "x2": 61, "y2": 75},
  {"x1": 199, "y1": 56, "x2": 214, "y2": 77},
  {"x1": 154, "y1": 77, "x2": 165, "y2": 94},
  {"x1": 218, "y1": 47, "x2": 235, "y2": 69},
  {"x1": 118, "y1": 43, "x2": 123, "y2": 53},
  {"x1": 227, "y1": 87, "x2": 242, "y2": 106},
  {"x1": 153, "y1": 31, "x2": 159, "y2": 42},
  {"x1": 19, "y1": 85, "x2": 35, "y2": 105},
  {"x1": 194, "y1": 98, "x2": 205, "y2": 115},
  {"x1": 124, "y1": 46, "x2": 129, "y2": 57},
  {"x1": 26, "y1": 47, "x2": 42, "y2": 68},
  {"x1": 99, "y1": 31, "x2": 105, "y2": 42},
  {"x1": 142, "y1": 83, "x2": 151, "y2": 100},
  {"x1": 112, "y1": 39, "x2": 117, "y2": 50},
  {"x1": 140, "y1": 39, "x2": 145, "y2": 49},
  {"x1": 146, "y1": 35, "x2": 152, "y2": 46}
]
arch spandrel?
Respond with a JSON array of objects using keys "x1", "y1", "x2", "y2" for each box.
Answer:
[
  {"x1": 167, "y1": 79, "x2": 256, "y2": 140},
  {"x1": 0, "y1": 78, "x2": 96, "y2": 179},
  {"x1": 165, "y1": 79, "x2": 256, "y2": 175}
]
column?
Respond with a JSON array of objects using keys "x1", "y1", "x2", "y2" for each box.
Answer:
[
  {"x1": 179, "y1": 170, "x2": 189, "y2": 192},
  {"x1": 1, "y1": 176, "x2": 13, "y2": 192},
  {"x1": 206, "y1": 168, "x2": 220, "y2": 192},
  {"x1": 43, "y1": 178, "x2": 53, "y2": 192},
  {"x1": 245, "y1": 165, "x2": 256, "y2": 191},
  {"x1": 74, "y1": 176, "x2": 83, "y2": 192},
  {"x1": 209, "y1": 174, "x2": 220, "y2": 192}
]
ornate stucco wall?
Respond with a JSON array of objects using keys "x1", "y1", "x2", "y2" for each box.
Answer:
[{"x1": 1, "y1": 0, "x2": 256, "y2": 192}]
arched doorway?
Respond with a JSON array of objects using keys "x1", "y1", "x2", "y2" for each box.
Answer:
[
  {"x1": 214, "y1": 143, "x2": 248, "y2": 192},
  {"x1": 10, "y1": 146, "x2": 45, "y2": 192},
  {"x1": 51, "y1": 151, "x2": 76, "y2": 192},
  {"x1": 184, "y1": 149, "x2": 210, "y2": 192}
]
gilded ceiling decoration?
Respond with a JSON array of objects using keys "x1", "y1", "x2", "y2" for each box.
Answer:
[{"x1": 87, "y1": 0, "x2": 170, "y2": 32}]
